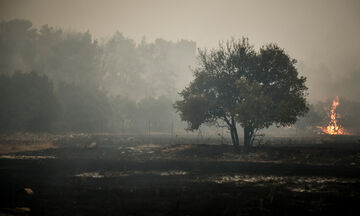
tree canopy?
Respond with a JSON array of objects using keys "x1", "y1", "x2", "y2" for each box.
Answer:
[{"x1": 175, "y1": 38, "x2": 308, "y2": 148}]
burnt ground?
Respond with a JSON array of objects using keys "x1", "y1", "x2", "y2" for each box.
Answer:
[{"x1": 1, "y1": 134, "x2": 360, "y2": 215}]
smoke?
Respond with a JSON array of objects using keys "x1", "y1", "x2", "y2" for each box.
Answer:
[
  {"x1": 298, "y1": 62, "x2": 360, "y2": 103},
  {"x1": 1, "y1": 0, "x2": 359, "y2": 103}
]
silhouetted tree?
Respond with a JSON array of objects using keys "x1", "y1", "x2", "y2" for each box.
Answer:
[
  {"x1": 0, "y1": 71, "x2": 59, "y2": 132},
  {"x1": 175, "y1": 38, "x2": 308, "y2": 148}
]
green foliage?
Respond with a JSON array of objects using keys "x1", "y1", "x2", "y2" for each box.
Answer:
[{"x1": 175, "y1": 38, "x2": 308, "y2": 147}]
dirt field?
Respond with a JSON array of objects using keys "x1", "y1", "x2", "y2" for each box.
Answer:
[{"x1": 1, "y1": 134, "x2": 360, "y2": 215}]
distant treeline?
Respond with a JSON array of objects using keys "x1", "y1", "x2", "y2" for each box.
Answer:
[
  {"x1": 0, "y1": 71, "x2": 178, "y2": 133},
  {"x1": 0, "y1": 19, "x2": 195, "y2": 133},
  {"x1": 1, "y1": 19, "x2": 359, "y2": 135}
]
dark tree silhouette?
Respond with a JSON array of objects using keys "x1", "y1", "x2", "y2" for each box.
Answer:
[
  {"x1": 175, "y1": 38, "x2": 308, "y2": 148},
  {"x1": 0, "y1": 71, "x2": 59, "y2": 132}
]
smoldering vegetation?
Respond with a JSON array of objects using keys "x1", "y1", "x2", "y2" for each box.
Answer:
[{"x1": 294, "y1": 98, "x2": 360, "y2": 135}]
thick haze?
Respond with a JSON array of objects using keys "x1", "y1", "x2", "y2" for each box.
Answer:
[{"x1": 1, "y1": 0, "x2": 360, "y2": 102}]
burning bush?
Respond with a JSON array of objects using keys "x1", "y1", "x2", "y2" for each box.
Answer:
[{"x1": 296, "y1": 97, "x2": 360, "y2": 135}]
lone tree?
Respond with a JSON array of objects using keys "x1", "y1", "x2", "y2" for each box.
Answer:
[{"x1": 174, "y1": 38, "x2": 308, "y2": 148}]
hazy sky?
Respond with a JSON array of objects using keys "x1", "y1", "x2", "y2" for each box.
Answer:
[{"x1": 1, "y1": 0, "x2": 360, "y2": 101}]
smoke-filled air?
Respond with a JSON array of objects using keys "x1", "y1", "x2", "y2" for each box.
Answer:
[{"x1": 0, "y1": 0, "x2": 360, "y2": 215}]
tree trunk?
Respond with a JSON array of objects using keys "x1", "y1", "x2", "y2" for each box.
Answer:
[
  {"x1": 231, "y1": 117, "x2": 240, "y2": 147},
  {"x1": 224, "y1": 116, "x2": 240, "y2": 147},
  {"x1": 244, "y1": 125, "x2": 254, "y2": 151},
  {"x1": 230, "y1": 126, "x2": 240, "y2": 147},
  {"x1": 229, "y1": 127, "x2": 236, "y2": 147}
]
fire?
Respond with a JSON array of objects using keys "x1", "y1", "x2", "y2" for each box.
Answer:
[{"x1": 317, "y1": 96, "x2": 350, "y2": 135}]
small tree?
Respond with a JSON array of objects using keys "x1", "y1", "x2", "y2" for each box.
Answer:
[{"x1": 174, "y1": 38, "x2": 308, "y2": 148}]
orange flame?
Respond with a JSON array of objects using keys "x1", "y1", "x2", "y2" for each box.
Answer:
[{"x1": 317, "y1": 96, "x2": 350, "y2": 135}]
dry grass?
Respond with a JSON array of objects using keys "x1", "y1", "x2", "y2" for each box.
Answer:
[
  {"x1": 0, "y1": 133, "x2": 57, "y2": 154},
  {"x1": 0, "y1": 141, "x2": 56, "y2": 154}
]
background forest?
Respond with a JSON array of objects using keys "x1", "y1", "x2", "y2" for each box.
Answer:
[
  {"x1": 0, "y1": 19, "x2": 196, "y2": 133},
  {"x1": 1, "y1": 19, "x2": 360, "y2": 135}
]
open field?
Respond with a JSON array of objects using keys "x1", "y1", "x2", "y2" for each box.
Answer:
[{"x1": 1, "y1": 134, "x2": 360, "y2": 215}]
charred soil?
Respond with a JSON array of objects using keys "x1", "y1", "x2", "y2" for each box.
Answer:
[{"x1": 1, "y1": 134, "x2": 360, "y2": 215}]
